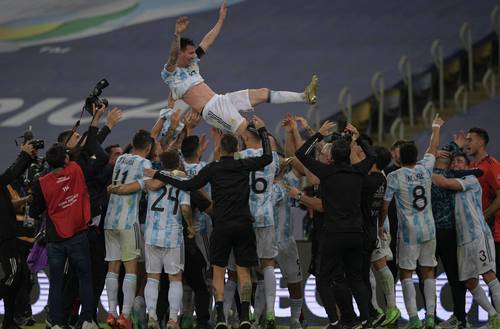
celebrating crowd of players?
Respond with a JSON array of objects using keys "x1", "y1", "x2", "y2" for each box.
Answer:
[{"x1": 1, "y1": 3, "x2": 500, "y2": 329}]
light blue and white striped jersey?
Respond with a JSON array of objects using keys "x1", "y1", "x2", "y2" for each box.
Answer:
[
  {"x1": 238, "y1": 149, "x2": 280, "y2": 228},
  {"x1": 144, "y1": 183, "x2": 190, "y2": 249},
  {"x1": 273, "y1": 170, "x2": 301, "y2": 243},
  {"x1": 105, "y1": 154, "x2": 152, "y2": 230},
  {"x1": 184, "y1": 161, "x2": 212, "y2": 234},
  {"x1": 454, "y1": 175, "x2": 491, "y2": 246},
  {"x1": 384, "y1": 153, "x2": 436, "y2": 245}
]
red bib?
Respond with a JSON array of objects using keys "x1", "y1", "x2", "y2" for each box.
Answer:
[{"x1": 39, "y1": 161, "x2": 90, "y2": 239}]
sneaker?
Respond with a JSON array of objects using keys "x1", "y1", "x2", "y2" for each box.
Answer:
[
  {"x1": 167, "y1": 320, "x2": 181, "y2": 329},
  {"x1": 117, "y1": 314, "x2": 133, "y2": 329},
  {"x1": 371, "y1": 309, "x2": 385, "y2": 328},
  {"x1": 405, "y1": 316, "x2": 422, "y2": 329},
  {"x1": 82, "y1": 321, "x2": 99, "y2": 329},
  {"x1": 304, "y1": 75, "x2": 319, "y2": 104},
  {"x1": 381, "y1": 307, "x2": 401, "y2": 327},
  {"x1": 438, "y1": 315, "x2": 459, "y2": 329},
  {"x1": 362, "y1": 319, "x2": 374, "y2": 329},
  {"x1": 149, "y1": 318, "x2": 161, "y2": 329},
  {"x1": 239, "y1": 321, "x2": 252, "y2": 329},
  {"x1": 425, "y1": 316, "x2": 436, "y2": 329},
  {"x1": 265, "y1": 313, "x2": 276, "y2": 329},
  {"x1": 107, "y1": 314, "x2": 118, "y2": 329}
]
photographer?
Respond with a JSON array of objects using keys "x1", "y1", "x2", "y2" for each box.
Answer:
[
  {"x1": 0, "y1": 143, "x2": 36, "y2": 329},
  {"x1": 295, "y1": 122, "x2": 376, "y2": 329}
]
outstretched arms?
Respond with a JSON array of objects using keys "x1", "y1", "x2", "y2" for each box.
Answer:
[
  {"x1": 165, "y1": 17, "x2": 190, "y2": 72},
  {"x1": 199, "y1": 1, "x2": 227, "y2": 53},
  {"x1": 426, "y1": 114, "x2": 445, "y2": 156}
]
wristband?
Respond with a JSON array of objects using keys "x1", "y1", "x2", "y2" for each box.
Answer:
[{"x1": 432, "y1": 124, "x2": 441, "y2": 128}]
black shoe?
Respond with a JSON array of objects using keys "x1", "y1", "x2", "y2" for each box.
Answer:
[{"x1": 362, "y1": 320, "x2": 374, "y2": 329}]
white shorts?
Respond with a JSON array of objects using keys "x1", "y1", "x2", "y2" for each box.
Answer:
[
  {"x1": 397, "y1": 238, "x2": 437, "y2": 270},
  {"x1": 458, "y1": 232, "x2": 496, "y2": 281},
  {"x1": 255, "y1": 226, "x2": 278, "y2": 259},
  {"x1": 276, "y1": 239, "x2": 303, "y2": 284},
  {"x1": 202, "y1": 90, "x2": 252, "y2": 133},
  {"x1": 371, "y1": 233, "x2": 393, "y2": 262},
  {"x1": 145, "y1": 244, "x2": 185, "y2": 275},
  {"x1": 105, "y1": 223, "x2": 142, "y2": 262}
]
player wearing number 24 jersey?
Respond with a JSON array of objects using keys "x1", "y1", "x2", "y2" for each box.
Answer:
[{"x1": 384, "y1": 153, "x2": 436, "y2": 245}]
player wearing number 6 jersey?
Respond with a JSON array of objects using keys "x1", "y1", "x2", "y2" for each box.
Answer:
[
  {"x1": 239, "y1": 129, "x2": 280, "y2": 328},
  {"x1": 432, "y1": 153, "x2": 500, "y2": 329},
  {"x1": 104, "y1": 130, "x2": 153, "y2": 329},
  {"x1": 381, "y1": 114, "x2": 444, "y2": 329}
]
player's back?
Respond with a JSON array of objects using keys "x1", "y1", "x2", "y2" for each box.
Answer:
[
  {"x1": 239, "y1": 148, "x2": 280, "y2": 228},
  {"x1": 386, "y1": 154, "x2": 436, "y2": 244},
  {"x1": 184, "y1": 161, "x2": 211, "y2": 234},
  {"x1": 145, "y1": 182, "x2": 189, "y2": 249},
  {"x1": 454, "y1": 175, "x2": 490, "y2": 245},
  {"x1": 104, "y1": 153, "x2": 151, "y2": 230}
]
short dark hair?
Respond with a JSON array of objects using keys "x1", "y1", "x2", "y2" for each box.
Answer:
[
  {"x1": 468, "y1": 127, "x2": 489, "y2": 145},
  {"x1": 391, "y1": 139, "x2": 409, "y2": 150},
  {"x1": 105, "y1": 144, "x2": 121, "y2": 154},
  {"x1": 181, "y1": 136, "x2": 200, "y2": 159},
  {"x1": 220, "y1": 134, "x2": 238, "y2": 154},
  {"x1": 57, "y1": 130, "x2": 74, "y2": 145},
  {"x1": 331, "y1": 139, "x2": 351, "y2": 164},
  {"x1": 452, "y1": 151, "x2": 470, "y2": 165},
  {"x1": 132, "y1": 130, "x2": 153, "y2": 150},
  {"x1": 180, "y1": 37, "x2": 196, "y2": 51},
  {"x1": 46, "y1": 143, "x2": 68, "y2": 168},
  {"x1": 160, "y1": 150, "x2": 180, "y2": 170},
  {"x1": 373, "y1": 146, "x2": 392, "y2": 171},
  {"x1": 400, "y1": 142, "x2": 418, "y2": 166}
]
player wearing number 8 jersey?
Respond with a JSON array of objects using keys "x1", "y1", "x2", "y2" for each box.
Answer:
[
  {"x1": 381, "y1": 114, "x2": 444, "y2": 329},
  {"x1": 104, "y1": 130, "x2": 153, "y2": 329}
]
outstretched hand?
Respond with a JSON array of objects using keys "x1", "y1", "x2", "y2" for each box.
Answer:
[
  {"x1": 175, "y1": 16, "x2": 189, "y2": 35},
  {"x1": 252, "y1": 115, "x2": 266, "y2": 129},
  {"x1": 432, "y1": 113, "x2": 445, "y2": 128},
  {"x1": 219, "y1": 1, "x2": 227, "y2": 21},
  {"x1": 318, "y1": 120, "x2": 336, "y2": 137},
  {"x1": 453, "y1": 130, "x2": 466, "y2": 148}
]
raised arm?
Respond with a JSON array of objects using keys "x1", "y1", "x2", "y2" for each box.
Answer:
[
  {"x1": 431, "y1": 174, "x2": 463, "y2": 191},
  {"x1": 198, "y1": 1, "x2": 227, "y2": 53},
  {"x1": 165, "y1": 17, "x2": 190, "y2": 72},
  {"x1": 239, "y1": 116, "x2": 273, "y2": 171},
  {"x1": 295, "y1": 121, "x2": 336, "y2": 179},
  {"x1": 426, "y1": 114, "x2": 445, "y2": 156},
  {"x1": 147, "y1": 165, "x2": 211, "y2": 192},
  {"x1": 0, "y1": 144, "x2": 34, "y2": 187}
]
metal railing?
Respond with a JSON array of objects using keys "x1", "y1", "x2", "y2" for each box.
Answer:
[
  {"x1": 390, "y1": 117, "x2": 405, "y2": 141},
  {"x1": 454, "y1": 85, "x2": 468, "y2": 113},
  {"x1": 422, "y1": 101, "x2": 435, "y2": 127},
  {"x1": 491, "y1": 6, "x2": 500, "y2": 74},
  {"x1": 460, "y1": 22, "x2": 474, "y2": 91},
  {"x1": 338, "y1": 87, "x2": 352, "y2": 123},
  {"x1": 398, "y1": 55, "x2": 415, "y2": 127},
  {"x1": 482, "y1": 69, "x2": 496, "y2": 98},
  {"x1": 431, "y1": 39, "x2": 444, "y2": 111},
  {"x1": 371, "y1": 71, "x2": 385, "y2": 143}
]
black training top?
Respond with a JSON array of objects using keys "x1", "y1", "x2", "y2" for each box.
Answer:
[
  {"x1": 153, "y1": 127, "x2": 272, "y2": 228},
  {"x1": 361, "y1": 171, "x2": 387, "y2": 243},
  {"x1": 295, "y1": 133, "x2": 376, "y2": 233}
]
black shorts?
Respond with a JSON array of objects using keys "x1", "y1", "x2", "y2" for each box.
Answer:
[{"x1": 210, "y1": 223, "x2": 258, "y2": 268}]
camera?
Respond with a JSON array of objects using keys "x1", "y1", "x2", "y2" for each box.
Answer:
[
  {"x1": 84, "y1": 78, "x2": 109, "y2": 115},
  {"x1": 28, "y1": 139, "x2": 45, "y2": 150}
]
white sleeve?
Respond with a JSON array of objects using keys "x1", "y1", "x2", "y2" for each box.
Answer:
[{"x1": 455, "y1": 176, "x2": 477, "y2": 192}]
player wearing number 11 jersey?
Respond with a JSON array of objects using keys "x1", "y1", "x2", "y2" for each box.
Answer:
[{"x1": 382, "y1": 114, "x2": 445, "y2": 329}]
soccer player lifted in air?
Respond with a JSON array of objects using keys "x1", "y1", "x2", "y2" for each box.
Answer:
[{"x1": 161, "y1": 1, "x2": 318, "y2": 135}]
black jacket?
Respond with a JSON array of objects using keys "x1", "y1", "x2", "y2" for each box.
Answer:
[
  {"x1": 0, "y1": 151, "x2": 33, "y2": 253},
  {"x1": 153, "y1": 127, "x2": 272, "y2": 228}
]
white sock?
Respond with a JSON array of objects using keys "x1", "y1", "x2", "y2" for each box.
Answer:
[
  {"x1": 123, "y1": 274, "x2": 137, "y2": 317},
  {"x1": 471, "y1": 283, "x2": 497, "y2": 317},
  {"x1": 105, "y1": 272, "x2": 119, "y2": 317},
  {"x1": 369, "y1": 270, "x2": 380, "y2": 310},
  {"x1": 424, "y1": 279, "x2": 436, "y2": 317},
  {"x1": 289, "y1": 298, "x2": 303, "y2": 323},
  {"x1": 145, "y1": 278, "x2": 160, "y2": 320},
  {"x1": 254, "y1": 280, "x2": 266, "y2": 322},
  {"x1": 169, "y1": 281, "x2": 183, "y2": 321},
  {"x1": 133, "y1": 295, "x2": 147, "y2": 323},
  {"x1": 374, "y1": 266, "x2": 396, "y2": 308},
  {"x1": 223, "y1": 280, "x2": 237, "y2": 320},
  {"x1": 402, "y1": 278, "x2": 418, "y2": 318},
  {"x1": 269, "y1": 91, "x2": 305, "y2": 104},
  {"x1": 263, "y1": 266, "x2": 277, "y2": 315},
  {"x1": 488, "y1": 279, "x2": 500, "y2": 314}
]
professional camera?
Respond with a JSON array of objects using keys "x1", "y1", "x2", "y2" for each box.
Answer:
[
  {"x1": 28, "y1": 139, "x2": 45, "y2": 150},
  {"x1": 83, "y1": 78, "x2": 109, "y2": 115}
]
